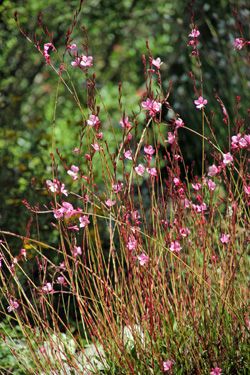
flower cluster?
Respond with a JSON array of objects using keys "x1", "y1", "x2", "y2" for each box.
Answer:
[
  {"x1": 188, "y1": 26, "x2": 200, "y2": 55},
  {"x1": 141, "y1": 98, "x2": 161, "y2": 116},
  {"x1": 46, "y1": 179, "x2": 68, "y2": 196},
  {"x1": 71, "y1": 54, "x2": 93, "y2": 68},
  {"x1": 231, "y1": 133, "x2": 250, "y2": 149},
  {"x1": 42, "y1": 43, "x2": 55, "y2": 65}
]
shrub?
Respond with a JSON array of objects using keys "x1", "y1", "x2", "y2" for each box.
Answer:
[{"x1": 1, "y1": 3, "x2": 250, "y2": 375}]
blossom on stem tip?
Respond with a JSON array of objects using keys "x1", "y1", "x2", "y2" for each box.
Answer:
[
  {"x1": 220, "y1": 233, "x2": 230, "y2": 244},
  {"x1": 71, "y1": 54, "x2": 93, "y2": 67},
  {"x1": 7, "y1": 299, "x2": 19, "y2": 312},
  {"x1": 67, "y1": 44, "x2": 76, "y2": 50},
  {"x1": 179, "y1": 227, "x2": 191, "y2": 237},
  {"x1": 105, "y1": 199, "x2": 116, "y2": 208},
  {"x1": 112, "y1": 181, "x2": 123, "y2": 193},
  {"x1": 137, "y1": 253, "x2": 149, "y2": 266},
  {"x1": 73, "y1": 246, "x2": 82, "y2": 257},
  {"x1": 144, "y1": 145, "x2": 155, "y2": 155},
  {"x1": 46, "y1": 179, "x2": 68, "y2": 196},
  {"x1": 141, "y1": 98, "x2": 161, "y2": 116},
  {"x1": 135, "y1": 164, "x2": 145, "y2": 177},
  {"x1": 57, "y1": 276, "x2": 65, "y2": 284},
  {"x1": 152, "y1": 57, "x2": 163, "y2": 69},
  {"x1": 79, "y1": 215, "x2": 90, "y2": 228},
  {"x1": 165, "y1": 133, "x2": 175, "y2": 144},
  {"x1": 119, "y1": 115, "x2": 132, "y2": 128},
  {"x1": 208, "y1": 164, "x2": 219, "y2": 177},
  {"x1": 222, "y1": 152, "x2": 233, "y2": 165},
  {"x1": 87, "y1": 115, "x2": 99, "y2": 127},
  {"x1": 146, "y1": 167, "x2": 157, "y2": 177},
  {"x1": 92, "y1": 142, "x2": 101, "y2": 151},
  {"x1": 244, "y1": 185, "x2": 250, "y2": 195},
  {"x1": 233, "y1": 38, "x2": 244, "y2": 50},
  {"x1": 163, "y1": 360, "x2": 174, "y2": 372},
  {"x1": 210, "y1": 368, "x2": 222, "y2": 375},
  {"x1": 169, "y1": 241, "x2": 182, "y2": 252},
  {"x1": 188, "y1": 29, "x2": 200, "y2": 38},
  {"x1": 207, "y1": 179, "x2": 216, "y2": 191},
  {"x1": 67, "y1": 165, "x2": 79, "y2": 180},
  {"x1": 124, "y1": 150, "x2": 132, "y2": 160},
  {"x1": 43, "y1": 282, "x2": 52, "y2": 293},
  {"x1": 175, "y1": 117, "x2": 184, "y2": 129},
  {"x1": 127, "y1": 237, "x2": 137, "y2": 251},
  {"x1": 194, "y1": 96, "x2": 207, "y2": 109}
]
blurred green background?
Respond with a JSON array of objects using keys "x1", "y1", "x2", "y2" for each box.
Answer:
[{"x1": 1, "y1": 0, "x2": 250, "y2": 249}]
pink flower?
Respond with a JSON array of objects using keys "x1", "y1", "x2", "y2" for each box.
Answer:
[
  {"x1": 189, "y1": 29, "x2": 200, "y2": 38},
  {"x1": 112, "y1": 181, "x2": 123, "y2": 193},
  {"x1": 244, "y1": 134, "x2": 250, "y2": 144},
  {"x1": 87, "y1": 115, "x2": 99, "y2": 127},
  {"x1": 194, "y1": 96, "x2": 207, "y2": 109},
  {"x1": 181, "y1": 198, "x2": 190, "y2": 209},
  {"x1": 244, "y1": 185, "x2": 250, "y2": 195},
  {"x1": 239, "y1": 138, "x2": 247, "y2": 147},
  {"x1": 207, "y1": 179, "x2": 216, "y2": 191},
  {"x1": 163, "y1": 360, "x2": 174, "y2": 372},
  {"x1": 44, "y1": 43, "x2": 54, "y2": 51},
  {"x1": 179, "y1": 227, "x2": 191, "y2": 237},
  {"x1": 96, "y1": 132, "x2": 103, "y2": 139},
  {"x1": 231, "y1": 133, "x2": 242, "y2": 147},
  {"x1": 79, "y1": 215, "x2": 90, "y2": 228},
  {"x1": 146, "y1": 167, "x2": 157, "y2": 177},
  {"x1": 233, "y1": 38, "x2": 244, "y2": 50},
  {"x1": 135, "y1": 164, "x2": 145, "y2": 177},
  {"x1": 220, "y1": 233, "x2": 230, "y2": 244},
  {"x1": 208, "y1": 164, "x2": 219, "y2": 177},
  {"x1": 144, "y1": 145, "x2": 155, "y2": 155},
  {"x1": 124, "y1": 150, "x2": 132, "y2": 160},
  {"x1": 119, "y1": 115, "x2": 132, "y2": 128},
  {"x1": 175, "y1": 117, "x2": 184, "y2": 129},
  {"x1": 192, "y1": 182, "x2": 202, "y2": 191},
  {"x1": 193, "y1": 202, "x2": 207, "y2": 213},
  {"x1": 43, "y1": 282, "x2": 52, "y2": 293},
  {"x1": 165, "y1": 132, "x2": 175, "y2": 144},
  {"x1": 67, "y1": 44, "x2": 76, "y2": 50},
  {"x1": 169, "y1": 241, "x2": 182, "y2": 252},
  {"x1": 20, "y1": 248, "x2": 27, "y2": 261},
  {"x1": 222, "y1": 152, "x2": 233, "y2": 165},
  {"x1": 141, "y1": 98, "x2": 161, "y2": 116},
  {"x1": 7, "y1": 299, "x2": 19, "y2": 312},
  {"x1": 62, "y1": 202, "x2": 76, "y2": 218},
  {"x1": 68, "y1": 225, "x2": 79, "y2": 231},
  {"x1": 210, "y1": 367, "x2": 222, "y2": 375},
  {"x1": 43, "y1": 43, "x2": 55, "y2": 65},
  {"x1": 152, "y1": 57, "x2": 163, "y2": 69},
  {"x1": 80, "y1": 55, "x2": 93, "y2": 67},
  {"x1": 71, "y1": 57, "x2": 81, "y2": 66},
  {"x1": 137, "y1": 253, "x2": 149, "y2": 266},
  {"x1": 173, "y1": 177, "x2": 180, "y2": 186},
  {"x1": 73, "y1": 148, "x2": 81, "y2": 153},
  {"x1": 55, "y1": 202, "x2": 80, "y2": 220},
  {"x1": 73, "y1": 246, "x2": 82, "y2": 257},
  {"x1": 92, "y1": 142, "x2": 101, "y2": 151},
  {"x1": 57, "y1": 276, "x2": 65, "y2": 284},
  {"x1": 105, "y1": 199, "x2": 116, "y2": 208},
  {"x1": 127, "y1": 237, "x2": 137, "y2": 251},
  {"x1": 67, "y1": 165, "x2": 79, "y2": 180},
  {"x1": 46, "y1": 179, "x2": 68, "y2": 196},
  {"x1": 131, "y1": 210, "x2": 140, "y2": 220}
]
